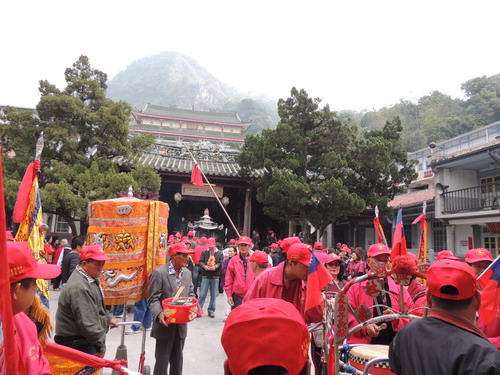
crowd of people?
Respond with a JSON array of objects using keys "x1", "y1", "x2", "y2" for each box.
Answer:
[{"x1": 5, "y1": 228, "x2": 500, "y2": 375}]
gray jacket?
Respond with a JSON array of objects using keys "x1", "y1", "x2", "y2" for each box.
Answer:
[
  {"x1": 55, "y1": 268, "x2": 111, "y2": 352},
  {"x1": 148, "y1": 264, "x2": 195, "y2": 340}
]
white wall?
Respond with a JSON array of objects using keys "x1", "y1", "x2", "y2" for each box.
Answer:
[
  {"x1": 453, "y1": 224, "x2": 474, "y2": 257},
  {"x1": 444, "y1": 169, "x2": 478, "y2": 190},
  {"x1": 365, "y1": 227, "x2": 375, "y2": 249}
]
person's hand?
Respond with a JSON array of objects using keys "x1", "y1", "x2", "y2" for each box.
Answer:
[
  {"x1": 227, "y1": 296, "x2": 234, "y2": 306},
  {"x1": 95, "y1": 351, "x2": 105, "y2": 358},
  {"x1": 382, "y1": 309, "x2": 393, "y2": 316},
  {"x1": 109, "y1": 318, "x2": 119, "y2": 328},
  {"x1": 158, "y1": 311, "x2": 169, "y2": 326},
  {"x1": 366, "y1": 323, "x2": 380, "y2": 338}
]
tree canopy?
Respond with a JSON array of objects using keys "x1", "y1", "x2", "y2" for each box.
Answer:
[
  {"x1": 0, "y1": 56, "x2": 159, "y2": 234},
  {"x1": 238, "y1": 88, "x2": 415, "y2": 239}
]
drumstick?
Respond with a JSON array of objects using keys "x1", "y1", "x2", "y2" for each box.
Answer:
[{"x1": 173, "y1": 286, "x2": 185, "y2": 302}]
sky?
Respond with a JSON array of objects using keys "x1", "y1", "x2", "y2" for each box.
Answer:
[{"x1": 2, "y1": 0, "x2": 500, "y2": 112}]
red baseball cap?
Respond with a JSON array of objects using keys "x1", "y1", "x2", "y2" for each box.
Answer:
[
  {"x1": 236, "y1": 236, "x2": 253, "y2": 246},
  {"x1": 287, "y1": 243, "x2": 312, "y2": 267},
  {"x1": 427, "y1": 260, "x2": 478, "y2": 300},
  {"x1": 187, "y1": 231, "x2": 194, "y2": 237},
  {"x1": 314, "y1": 242, "x2": 323, "y2": 249},
  {"x1": 175, "y1": 232, "x2": 182, "y2": 238},
  {"x1": 168, "y1": 235, "x2": 175, "y2": 241},
  {"x1": 80, "y1": 245, "x2": 112, "y2": 261},
  {"x1": 465, "y1": 248, "x2": 493, "y2": 264},
  {"x1": 229, "y1": 239, "x2": 237, "y2": 244},
  {"x1": 8, "y1": 242, "x2": 61, "y2": 284},
  {"x1": 436, "y1": 250, "x2": 461, "y2": 261},
  {"x1": 199, "y1": 237, "x2": 208, "y2": 245},
  {"x1": 280, "y1": 237, "x2": 301, "y2": 253},
  {"x1": 314, "y1": 250, "x2": 341, "y2": 264},
  {"x1": 250, "y1": 250, "x2": 269, "y2": 265},
  {"x1": 367, "y1": 243, "x2": 390, "y2": 257},
  {"x1": 221, "y1": 298, "x2": 310, "y2": 375},
  {"x1": 207, "y1": 238, "x2": 216, "y2": 246},
  {"x1": 270, "y1": 243, "x2": 280, "y2": 249},
  {"x1": 168, "y1": 242, "x2": 194, "y2": 257}
]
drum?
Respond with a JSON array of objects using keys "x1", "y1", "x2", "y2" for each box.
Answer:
[
  {"x1": 162, "y1": 297, "x2": 203, "y2": 324},
  {"x1": 348, "y1": 345, "x2": 394, "y2": 375}
]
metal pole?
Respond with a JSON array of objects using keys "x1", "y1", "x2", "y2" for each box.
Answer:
[{"x1": 183, "y1": 144, "x2": 241, "y2": 238}]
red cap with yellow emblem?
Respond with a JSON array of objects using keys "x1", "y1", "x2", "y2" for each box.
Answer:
[
  {"x1": 8, "y1": 242, "x2": 61, "y2": 284},
  {"x1": 465, "y1": 248, "x2": 493, "y2": 264},
  {"x1": 80, "y1": 245, "x2": 112, "y2": 261},
  {"x1": 221, "y1": 298, "x2": 310, "y2": 375},
  {"x1": 287, "y1": 243, "x2": 312, "y2": 267},
  {"x1": 367, "y1": 243, "x2": 390, "y2": 257}
]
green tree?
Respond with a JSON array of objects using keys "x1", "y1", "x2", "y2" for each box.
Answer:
[
  {"x1": 0, "y1": 56, "x2": 159, "y2": 234},
  {"x1": 238, "y1": 88, "x2": 365, "y2": 240},
  {"x1": 346, "y1": 117, "x2": 417, "y2": 216}
]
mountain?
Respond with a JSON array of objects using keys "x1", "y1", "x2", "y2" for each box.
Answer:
[{"x1": 107, "y1": 51, "x2": 279, "y2": 134}]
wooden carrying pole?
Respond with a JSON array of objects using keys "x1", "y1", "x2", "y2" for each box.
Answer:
[{"x1": 184, "y1": 144, "x2": 241, "y2": 238}]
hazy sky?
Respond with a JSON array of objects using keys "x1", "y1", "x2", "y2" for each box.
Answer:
[{"x1": 2, "y1": 0, "x2": 499, "y2": 112}]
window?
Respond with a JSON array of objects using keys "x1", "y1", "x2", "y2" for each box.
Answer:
[
  {"x1": 483, "y1": 236, "x2": 500, "y2": 258},
  {"x1": 432, "y1": 221, "x2": 446, "y2": 252},
  {"x1": 55, "y1": 216, "x2": 69, "y2": 233},
  {"x1": 480, "y1": 175, "x2": 500, "y2": 207}
]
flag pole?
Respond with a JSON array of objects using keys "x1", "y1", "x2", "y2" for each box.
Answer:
[
  {"x1": 183, "y1": 144, "x2": 241, "y2": 238},
  {"x1": 477, "y1": 255, "x2": 500, "y2": 280}
]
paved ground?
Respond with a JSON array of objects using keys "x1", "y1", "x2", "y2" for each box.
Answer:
[{"x1": 48, "y1": 288, "x2": 229, "y2": 374}]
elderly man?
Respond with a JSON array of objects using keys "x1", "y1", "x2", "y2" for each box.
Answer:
[
  {"x1": 346, "y1": 243, "x2": 411, "y2": 345},
  {"x1": 55, "y1": 245, "x2": 118, "y2": 356},
  {"x1": 149, "y1": 242, "x2": 195, "y2": 375},
  {"x1": 250, "y1": 250, "x2": 270, "y2": 277},
  {"x1": 224, "y1": 236, "x2": 256, "y2": 309},
  {"x1": 244, "y1": 242, "x2": 310, "y2": 316},
  {"x1": 389, "y1": 260, "x2": 500, "y2": 374}
]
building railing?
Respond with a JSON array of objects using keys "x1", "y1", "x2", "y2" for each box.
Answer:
[{"x1": 443, "y1": 182, "x2": 500, "y2": 213}]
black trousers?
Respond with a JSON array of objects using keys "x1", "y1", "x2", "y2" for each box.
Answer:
[{"x1": 153, "y1": 327, "x2": 185, "y2": 375}]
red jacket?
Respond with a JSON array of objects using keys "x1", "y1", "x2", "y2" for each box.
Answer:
[
  {"x1": 243, "y1": 261, "x2": 306, "y2": 316},
  {"x1": 14, "y1": 313, "x2": 51, "y2": 375},
  {"x1": 477, "y1": 316, "x2": 500, "y2": 349},
  {"x1": 347, "y1": 276, "x2": 412, "y2": 344},
  {"x1": 224, "y1": 253, "x2": 256, "y2": 298}
]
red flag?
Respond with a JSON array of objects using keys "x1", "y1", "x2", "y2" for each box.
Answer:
[
  {"x1": 305, "y1": 251, "x2": 333, "y2": 313},
  {"x1": 190, "y1": 163, "x2": 204, "y2": 186},
  {"x1": 13, "y1": 160, "x2": 40, "y2": 222},
  {"x1": 478, "y1": 257, "x2": 500, "y2": 325},
  {"x1": 412, "y1": 213, "x2": 428, "y2": 264},
  {"x1": 391, "y1": 206, "x2": 407, "y2": 261},
  {"x1": 373, "y1": 216, "x2": 388, "y2": 247},
  {"x1": 0, "y1": 149, "x2": 18, "y2": 374}
]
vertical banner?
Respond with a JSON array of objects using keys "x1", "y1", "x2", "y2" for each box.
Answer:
[{"x1": 0, "y1": 149, "x2": 18, "y2": 374}]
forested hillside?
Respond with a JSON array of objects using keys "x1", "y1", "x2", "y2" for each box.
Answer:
[{"x1": 342, "y1": 74, "x2": 500, "y2": 151}]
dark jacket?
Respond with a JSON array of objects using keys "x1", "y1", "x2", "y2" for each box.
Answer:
[
  {"x1": 199, "y1": 249, "x2": 223, "y2": 278},
  {"x1": 389, "y1": 309, "x2": 500, "y2": 375},
  {"x1": 148, "y1": 264, "x2": 195, "y2": 340},
  {"x1": 61, "y1": 252, "x2": 80, "y2": 284},
  {"x1": 55, "y1": 268, "x2": 111, "y2": 352}
]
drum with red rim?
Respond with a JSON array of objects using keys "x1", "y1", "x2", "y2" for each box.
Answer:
[{"x1": 348, "y1": 345, "x2": 395, "y2": 375}]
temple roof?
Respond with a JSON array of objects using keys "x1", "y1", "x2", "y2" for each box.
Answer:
[
  {"x1": 115, "y1": 152, "x2": 265, "y2": 178},
  {"x1": 129, "y1": 124, "x2": 246, "y2": 142},
  {"x1": 134, "y1": 104, "x2": 250, "y2": 126}
]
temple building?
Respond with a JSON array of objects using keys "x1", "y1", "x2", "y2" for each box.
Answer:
[{"x1": 116, "y1": 104, "x2": 266, "y2": 241}]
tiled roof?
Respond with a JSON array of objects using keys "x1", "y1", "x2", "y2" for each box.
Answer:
[
  {"x1": 115, "y1": 152, "x2": 265, "y2": 178},
  {"x1": 138, "y1": 104, "x2": 246, "y2": 125},
  {"x1": 388, "y1": 189, "x2": 435, "y2": 208}
]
